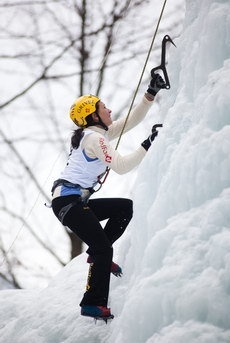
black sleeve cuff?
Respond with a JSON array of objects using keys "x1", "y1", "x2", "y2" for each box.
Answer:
[{"x1": 141, "y1": 138, "x2": 151, "y2": 151}]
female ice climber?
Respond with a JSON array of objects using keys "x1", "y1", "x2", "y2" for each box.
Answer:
[{"x1": 51, "y1": 71, "x2": 166, "y2": 320}]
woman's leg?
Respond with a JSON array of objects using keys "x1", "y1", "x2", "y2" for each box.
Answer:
[
  {"x1": 88, "y1": 198, "x2": 133, "y2": 244},
  {"x1": 52, "y1": 196, "x2": 112, "y2": 307}
]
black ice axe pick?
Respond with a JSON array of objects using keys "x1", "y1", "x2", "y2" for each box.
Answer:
[
  {"x1": 152, "y1": 124, "x2": 163, "y2": 134},
  {"x1": 151, "y1": 35, "x2": 176, "y2": 89}
]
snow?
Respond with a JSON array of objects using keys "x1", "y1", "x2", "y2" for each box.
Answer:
[{"x1": 1, "y1": 0, "x2": 230, "y2": 342}]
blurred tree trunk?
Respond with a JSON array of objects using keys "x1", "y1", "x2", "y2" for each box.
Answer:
[{"x1": 68, "y1": 232, "x2": 82, "y2": 259}]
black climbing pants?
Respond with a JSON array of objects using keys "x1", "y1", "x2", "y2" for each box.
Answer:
[{"x1": 52, "y1": 195, "x2": 133, "y2": 307}]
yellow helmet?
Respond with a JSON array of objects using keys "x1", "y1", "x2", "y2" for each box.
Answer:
[{"x1": 69, "y1": 94, "x2": 100, "y2": 127}]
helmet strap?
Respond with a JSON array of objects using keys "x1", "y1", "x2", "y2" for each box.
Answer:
[
  {"x1": 96, "y1": 114, "x2": 108, "y2": 131},
  {"x1": 86, "y1": 112, "x2": 108, "y2": 131}
]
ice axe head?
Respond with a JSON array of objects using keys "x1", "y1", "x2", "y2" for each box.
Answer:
[
  {"x1": 152, "y1": 124, "x2": 163, "y2": 133},
  {"x1": 163, "y1": 35, "x2": 176, "y2": 48}
]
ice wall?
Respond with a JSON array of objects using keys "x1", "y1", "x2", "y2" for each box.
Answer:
[{"x1": 108, "y1": 0, "x2": 230, "y2": 341}]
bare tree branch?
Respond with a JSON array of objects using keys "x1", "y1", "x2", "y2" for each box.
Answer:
[
  {"x1": 0, "y1": 1, "x2": 60, "y2": 8},
  {"x1": 0, "y1": 38, "x2": 78, "y2": 110},
  {"x1": 0, "y1": 128, "x2": 50, "y2": 202},
  {"x1": 0, "y1": 237, "x2": 22, "y2": 289},
  {"x1": 0, "y1": 206, "x2": 66, "y2": 266}
]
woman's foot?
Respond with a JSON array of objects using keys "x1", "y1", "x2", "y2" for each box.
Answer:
[{"x1": 81, "y1": 305, "x2": 114, "y2": 320}]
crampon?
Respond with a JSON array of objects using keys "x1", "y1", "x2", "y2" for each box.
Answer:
[{"x1": 81, "y1": 305, "x2": 114, "y2": 323}]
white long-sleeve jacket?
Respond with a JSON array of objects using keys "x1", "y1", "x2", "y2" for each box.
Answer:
[{"x1": 58, "y1": 95, "x2": 153, "y2": 191}]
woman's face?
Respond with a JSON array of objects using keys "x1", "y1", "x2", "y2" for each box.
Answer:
[{"x1": 97, "y1": 101, "x2": 112, "y2": 127}]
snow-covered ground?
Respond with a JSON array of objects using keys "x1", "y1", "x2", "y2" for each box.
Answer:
[{"x1": 0, "y1": 0, "x2": 230, "y2": 342}]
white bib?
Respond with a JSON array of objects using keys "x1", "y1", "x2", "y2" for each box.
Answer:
[{"x1": 59, "y1": 129, "x2": 106, "y2": 188}]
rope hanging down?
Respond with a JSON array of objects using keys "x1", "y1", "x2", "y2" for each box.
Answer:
[
  {"x1": 115, "y1": 0, "x2": 168, "y2": 150},
  {"x1": 98, "y1": 0, "x2": 168, "y2": 186}
]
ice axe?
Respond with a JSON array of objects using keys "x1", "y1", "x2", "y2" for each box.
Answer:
[
  {"x1": 150, "y1": 124, "x2": 163, "y2": 141},
  {"x1": 151, "y1": 35, "x2": 176, "y2": 89},
  {"x1": 152, "y1": 123, "x2": 163, "y2": 137},
  {"x1": 152, "y1": 124, "x2": 163, "y2": 133}
]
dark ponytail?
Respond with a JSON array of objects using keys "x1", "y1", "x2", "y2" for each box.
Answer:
[{"x1": 71, "y1": 128, "x2": 84, "y2": 149}]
